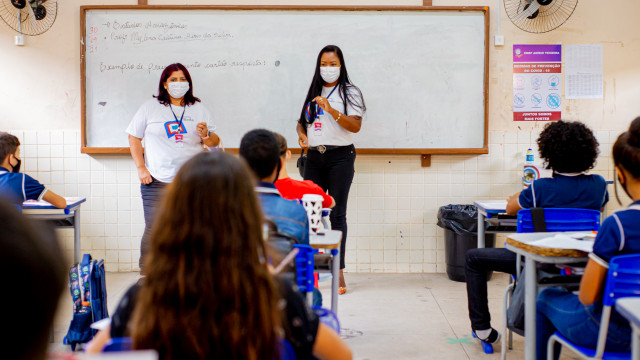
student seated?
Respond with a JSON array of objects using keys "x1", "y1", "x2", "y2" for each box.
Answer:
[
  {"x1": 536, "y1": 118, "x2": 640, "y2": 360},
  {"x1": 0, "y1": 132, "x2": 66, "y2": 208},
  {"x1": 239, "y1": 129, "x2": 310, "y2": 245},
  {"x1": 272, "y1": 132, "x2": 335, "y2": 209},
  {"x1": 465, "y1": 120, "x2": 608, "y2": 344},
  {"x1": 86, "y1": 152, "x2": 351, "y2": 360},
  {"x1": 0, "y1": 199, "x2": 66, "y2": 360}
]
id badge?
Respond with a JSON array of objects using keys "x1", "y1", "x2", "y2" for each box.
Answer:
[
  {"x1": 314, "y1": 121, "x2": 323, "y2": 137},
  {"x1": 175, "y1": 134, "x2": 184, "y2": 148}
]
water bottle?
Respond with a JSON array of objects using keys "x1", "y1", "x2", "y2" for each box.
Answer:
[{"x1": 523, "y1": 148, "x2": 538, "y2": 188}]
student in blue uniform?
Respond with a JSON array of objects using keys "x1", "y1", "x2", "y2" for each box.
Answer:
[
  {"x1": 239, "y1": 129, "x2": 310, "y2": 246},
  {"x1": 0, "y1": 132, "x2": 66, "y2": 208},
  {"x1": 465, "y1": 120, "x2": 608, "y2": 344},
  {"x1": 536, "y1": 118, "x2": 640, "y2": 360}
]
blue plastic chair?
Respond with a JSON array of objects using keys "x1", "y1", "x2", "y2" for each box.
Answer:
[
  {"x1": 517, "y1": 208, "x2": 601, "y2": 233},
  {"x1": 497, "y1": 208, "x2": 602, "y2": 359},
  {"x1": 547, "y1": 253, "x2": 640, "y2": 360},
  {"x1": 313, "y1": 306, "x2": 341, "y2": 334},
  {"x1": 102, "y1": 337, "x2": 132, "y2": 352},
  {"x1": 278, "y1": 338, "x2": 297, "y2": 360},
  {"x1": 294, "y1": 244, "x2": 315, "y2": 305}
]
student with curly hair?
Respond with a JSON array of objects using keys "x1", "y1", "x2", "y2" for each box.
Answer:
[
  {"x1": 536, "y1": 118, "x2": 640, "y2": 360},
  {"x1": 465, "y1": 120, "x2": 609, "y2": 344}
]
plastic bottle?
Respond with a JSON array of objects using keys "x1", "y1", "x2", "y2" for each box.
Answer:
[{"x1": 523, "y1": 148, "x2": 539, "y2": 188}]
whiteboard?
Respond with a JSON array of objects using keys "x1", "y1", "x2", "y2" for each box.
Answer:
[{"x1": 82, "y1": 7, "x2": 488, "y2": 153}]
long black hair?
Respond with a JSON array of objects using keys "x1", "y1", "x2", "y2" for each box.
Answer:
[
  {"x1": 298, "y1": 45, "x2": 366, "y2": 128},
  {"x1": 613, "y1": 117, "x2": 640, "y2": 204},
  {"x1": 154, "y1": 63, "x2": 201, "y2": 106}
]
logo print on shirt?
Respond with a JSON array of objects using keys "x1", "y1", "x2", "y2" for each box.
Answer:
[
  {"x1": 314, "y1": 122, "x2": 322, "y2": 132},
  {"x1": 164, "y1": 120, "x2": 187, "y2": 138}
]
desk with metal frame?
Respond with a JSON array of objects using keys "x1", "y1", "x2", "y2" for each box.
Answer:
[
  {"x1": 505, "y1": 231, "x2": 591, "y2": 360},
  {"x1": 21, "y1": 197, "x2": 86, "y2": 264},
  {"x1": 474, "y1": 200, "x2": 512, "y2": 248},
  {"x1": 310, "y1": 229, "x2": 341, "y2": 314},
  {"x1": 616, "y1": 297, "x2": 640, "y2": 360}
]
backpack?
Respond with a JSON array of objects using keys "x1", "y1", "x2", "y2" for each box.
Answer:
[
  {"x1": 63, "y1": 254, "x2": 109, "y2": 351},
  {"x1": 265, "y1": 218, "x2": 300, "y2": 282}
]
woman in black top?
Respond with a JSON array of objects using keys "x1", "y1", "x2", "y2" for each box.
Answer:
[
  {"x1": 86, "y1": 152, "x2": 351, "y2": 360},
  {"x1": 297, "y1": 45, "x2": 366, "y2": 294}
]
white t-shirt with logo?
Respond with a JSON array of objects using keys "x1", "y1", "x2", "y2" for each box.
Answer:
[
  {"x1": 126, "y1": 99, "x2": 214, "y2": 183},
  {"x1": 306, "y1": 84, "x2": 364, "y2": 147}
]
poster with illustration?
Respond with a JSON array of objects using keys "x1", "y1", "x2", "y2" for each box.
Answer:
[{"x1": 513, "y1": 44, "x2": 562, "y2": 121}]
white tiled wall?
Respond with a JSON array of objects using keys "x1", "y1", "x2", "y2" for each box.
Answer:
[{"x1": 10, "y1": 129, "x2": 620, "y2": 273}]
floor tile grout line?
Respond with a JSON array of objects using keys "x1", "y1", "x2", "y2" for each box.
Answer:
[{"x1": 421, "y1": 273, "x2": 472, "y2": 360}]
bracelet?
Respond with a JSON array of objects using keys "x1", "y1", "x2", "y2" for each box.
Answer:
[
  {"x1": 336, "y1": 112, "x2": 342, "y2": 123},
  {"x1": 201, "y1": 131, "x2": 210, "y2": 140}
]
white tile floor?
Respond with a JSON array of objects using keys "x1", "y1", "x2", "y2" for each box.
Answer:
[{"x1": 50, "y1": 272, "x2": 581, "y2": 359}]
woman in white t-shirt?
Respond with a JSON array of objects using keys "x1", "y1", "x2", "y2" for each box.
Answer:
[
  {"x1": 296, "y1": 45, "x2": 366, "y2": 294},
  {"x1": 127, "y1": 63, "x2": 220, "y2": 273}
]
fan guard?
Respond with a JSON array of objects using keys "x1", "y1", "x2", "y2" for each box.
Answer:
[
  {"x1": 0, "y1": 0, "x2": 57, "y2": 36},
  {"x1": 504, "y1": 0, "x2": 578, "y2": 33}
]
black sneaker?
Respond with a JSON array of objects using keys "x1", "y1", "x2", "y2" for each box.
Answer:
[{"x1": 473, "y1": 329, "x2": 501, "y2": 344}]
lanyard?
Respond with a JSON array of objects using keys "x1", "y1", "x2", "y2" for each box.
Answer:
[
  {"x1": 326, "y1": 85, "x2": 338, "y2": 99},
  {"x1": 314, "y1": 86, "x2": 338, "y2": 119},
  {"x1": 169, "y1": 104, "x2": 186, "y2": 131}
]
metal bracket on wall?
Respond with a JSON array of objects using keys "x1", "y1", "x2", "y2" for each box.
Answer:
[{"x1": 421, "y1": 155, "x2": 431, "y2": 167}]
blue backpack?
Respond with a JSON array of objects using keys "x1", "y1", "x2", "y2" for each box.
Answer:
[{"x1": 63, "y1": 254, "x2": 109, "y2": 350}]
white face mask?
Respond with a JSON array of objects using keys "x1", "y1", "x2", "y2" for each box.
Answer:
[
  {"x1": 320, "y1": 66, "x2": 341, "y2": 84},
  {"x1": 167, "y1": 81, "x2": 190, "y2": 99}
]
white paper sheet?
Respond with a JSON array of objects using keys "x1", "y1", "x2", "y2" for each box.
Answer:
[
  {"x1": 565, "y1": 44, "x2": 603, "y2": 99},
  {"x1": 528, "y1": 233, "x2": 595, "y2": 253}
]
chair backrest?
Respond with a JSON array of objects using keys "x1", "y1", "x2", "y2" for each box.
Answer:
[
  {"x1": 313, "y1": 306, "x2": 341, "y2": 333},
  {"x1": 602, "y1": 253, "x2": 640, "y2": 307},
  {"x1": 103, "y1": 337, "x2": 133, "y2": 352},
  {"x1": 278, "y1": 338, "x2": 297, "y2": 360},
  {"x1": 516, "y1": 208, "x2": 600, "y2": 233},
  {"x1": 293, "y1": 244, "x2": 315, "y2": 293}
]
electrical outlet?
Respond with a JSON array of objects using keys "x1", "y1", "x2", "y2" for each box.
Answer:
[
  {"x1": 15, "y1": 35, "x2": 24, "y2": 46},
  {"x1": 494, "y1": 35, "x2": 504, "y2": 46}
]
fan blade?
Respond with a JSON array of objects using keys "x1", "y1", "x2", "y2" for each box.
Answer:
[
  {"x1": 513, "y1": 1, "x2": 541, "y2": 22},
  {"x1": 23, "y1": 0, "x2": 37, "y2": 30}
]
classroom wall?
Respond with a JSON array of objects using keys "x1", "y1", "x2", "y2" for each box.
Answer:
[{"x1": 1, "y1": 0, "x2": 638, "y2": 272}]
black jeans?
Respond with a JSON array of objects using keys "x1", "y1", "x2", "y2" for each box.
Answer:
[
  {"x1": 304, "y1": 144, "x2": 356, "y2": 269},
  {"x1": 139, "y1": 177, "x2": 167, "y2": 273},
  {"x1": 465, "y1": 247, "x2": 518, "y2": 331}
]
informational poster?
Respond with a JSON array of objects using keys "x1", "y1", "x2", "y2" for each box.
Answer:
[
  {"x1": 513, "y1": 44, "x2": 562, "y2": 121},
  {"x1": 565, "y1": 44, "x2": 603, "y2": 99}
]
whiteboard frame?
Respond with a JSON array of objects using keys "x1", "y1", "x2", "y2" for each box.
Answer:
[{"x1": 80, "y1": 5, "x2": 490, "y2": 155}]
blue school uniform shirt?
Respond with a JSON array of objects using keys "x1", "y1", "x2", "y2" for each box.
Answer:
[
  {"x1": 0, "y1": 166, "x2": 47, "y2": 207},
  {"x1": 590, "y1": 200, "x2": 640, "y2": 266},
  {"x1": 589, "y1": 200, "x2": 640, "y2": 327},
  {"x1": 518, "y1": 173, "x2": 608, "y2": 210},
  {"x1": 256, "y1": 182, "x2": 310, "y2": 245}
]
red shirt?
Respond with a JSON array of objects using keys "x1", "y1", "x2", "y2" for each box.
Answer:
[{"x1": 275, "y1": 177, "x2": 333, "y2": 208}]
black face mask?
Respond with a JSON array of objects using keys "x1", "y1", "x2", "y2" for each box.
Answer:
[{"x1": 11, "y1": 156, "x2": 21, "y2": 173}]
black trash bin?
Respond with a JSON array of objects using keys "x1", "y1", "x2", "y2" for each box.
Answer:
[{"x1": 437, "y1": 204, "x2": 495, "y2": 282}]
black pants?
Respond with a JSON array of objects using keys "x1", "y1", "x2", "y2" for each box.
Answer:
[
  {"x1": 139, "y1": 177, "x2": 167, "y2": 273},
  {"x1": 465, "y1": 248, "x2": 518, "y2": 331},
  {"x1": 304, "y1": 145, "x2": 356, "y2": 270}
]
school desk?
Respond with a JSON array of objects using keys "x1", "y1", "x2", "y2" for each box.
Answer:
[
  {"x1": 506, "y1": 231, "x2": 592, "y2": 360},
  {"x1": 310, "y1": 229, "x2": 341, "y2": 314},
  {"x1": 616, "y1": 298, "x2": 640, "y2": 360},
  {"x1": 22, "y1": 197, "x2": 86, "y2": 264},
  {"x1": 474, "y1": 200, "x2": 513, "y2": 248}
]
